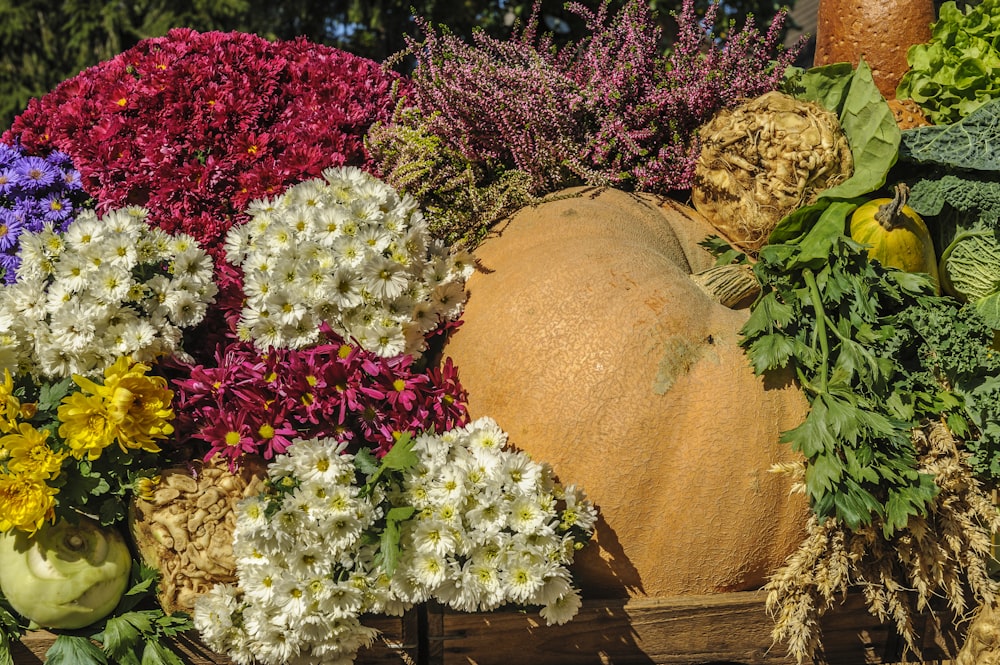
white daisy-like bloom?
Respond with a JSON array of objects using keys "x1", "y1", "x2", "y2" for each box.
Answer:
[
  {"x1": 199, "y1": 421, "x2": 596, "y2": 664},
  {"x1": 62, "y1": 211, "x2": 106, "y2": 250},
  {"x1": 3, "y1": 206, "x2": 216, "y2": 380},
  {"x1": 52, "y1": 252, "x2": 94, "y2": 292},
  {"x1": 192, "y1": 584, "x2": 241, "y2": 650},
  {"x1": 541, "y1": 588, "x2": 585, "y2": 627},
  {"x1": 223, "y1": 166, "x2": 469, "y2": 357}
]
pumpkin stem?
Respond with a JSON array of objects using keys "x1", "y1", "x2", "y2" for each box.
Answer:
[{"x1": 874, "y1": 183, "x2": 911, "y2": 231}]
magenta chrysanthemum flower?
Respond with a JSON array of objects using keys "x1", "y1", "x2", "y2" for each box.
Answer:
[
  {"x1": 4, "y1": 28, "x2": 409, "y2": 259},
  {"x1": 173, "y1": 327, "x2": 468, "y2": 466}
]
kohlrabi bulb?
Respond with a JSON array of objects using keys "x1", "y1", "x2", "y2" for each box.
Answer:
[{"x1": 0, "y1": 516, "x2": 131, "y2": 629}]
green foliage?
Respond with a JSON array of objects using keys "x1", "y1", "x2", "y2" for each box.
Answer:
[
  {"x1": 897, "y1": 0, "x2": 1000, "y2": 125},
  {"x1": 898, "y1": 98, "x2": 1000, "y2": 253},
  {"x1": 368, "y1": 104, "x2": 537, "y2": 247},
  {"x1": 744, "y1": 229, "x2": 949, "y2": 535},
  {"x1": 45, "y1": 635, "x2": 109, "y2": 665},
  {"x1": 747, "y1": 61, "x2": 1000, "y2": 535}
]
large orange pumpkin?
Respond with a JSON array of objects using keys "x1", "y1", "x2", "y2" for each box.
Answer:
[{"x1": 445, "y1": 187, "x2": 810, "y2": 598}]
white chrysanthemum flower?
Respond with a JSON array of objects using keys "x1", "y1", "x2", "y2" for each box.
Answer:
[
  {"x1": 224, "y1": 167, "x2": 469, "y2": 357},
  {"x1": 412, "y1": 518, "x2": 458, "y2": 557},
  {"x1": 62, "y1": 213, "x2": 105, "y2": 250},
  {"x1": 192, "y1": 583, "x2": 241, "y2": 650},
  {"x1": 507, "y1": 497, "x2": 549, "y2": 534},
  {"x1": 361, "y1": 255, "x2": 408, "y2": 300},
  {"x1": 209, "y1": 422, "x2": 594, "y2": 664},
  {"x1": 52, "y1": 252, "x2": 94, "y2": 292},
  {"x1": 4, "y1": 206, "x2": 215, "y2": 379},
  {"x1": 410, "y1": 551, "x2": 449, "y2": 589}
]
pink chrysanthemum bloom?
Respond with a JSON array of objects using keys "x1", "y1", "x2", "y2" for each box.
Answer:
[{"x1": 172, "y1": 327, "x2": 468, "y2": 466}]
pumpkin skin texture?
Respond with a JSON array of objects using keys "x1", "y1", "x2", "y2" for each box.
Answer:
[
  {"x1": 814, "y1": 0, "x2": 934, "y2": 100},
  {"x1": 445, "y1": 187, "x2": 810, "y2": 598},
  {"x1": 850, "y1": 184, "x2": 940, "y2": 293}
]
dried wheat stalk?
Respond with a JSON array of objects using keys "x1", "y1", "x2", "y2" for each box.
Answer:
[{"x1": 766, "y1": 420, "x2": 1000, "y2": 663}]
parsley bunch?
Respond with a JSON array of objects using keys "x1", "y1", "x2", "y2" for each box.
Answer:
[{"x1": 741, "y1": 202, "x2": 1000, "y2": 537}]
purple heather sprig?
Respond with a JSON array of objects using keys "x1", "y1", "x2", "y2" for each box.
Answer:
[
  {"x1": 0, "y1": 144, "x2": 87, "y2": 282},
  {"x1": 396, "y1": 0, "x2": 805, "y2": 196}
]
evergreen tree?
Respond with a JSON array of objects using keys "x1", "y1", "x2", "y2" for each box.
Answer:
[{"x1": 0, "y1": 0, "x2": 794, "y2": 131}]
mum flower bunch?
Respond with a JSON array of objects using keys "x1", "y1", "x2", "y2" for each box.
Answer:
[
  {"x1": 0, "y1": 355, "x2": 174, "y2": 533},
  {"x1": 0, "y1": 205, "x2": 217, "y2": 380},
  {"x1": 0, "y1": 143, "x2": 87, "y2": 283},
  {"x1": 224, "y1": 166, "x2": 473, "y2": 358},
  {"x1": 173, "y1": 330, "x2": 468, "y2": 466},
  {"x1": 3, "y1": 29, "x2": 406, "y2": 258},
  {"x1": 193, "y1": 417, "x2": 595, "y2": 665}
]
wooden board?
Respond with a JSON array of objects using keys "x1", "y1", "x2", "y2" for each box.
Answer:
[
  {"x1": 425, "y1": 592, "x2": 961, "y2": 665},
  {"x1": 7, "y1": 592, "x2": 963, "y2": 664}
]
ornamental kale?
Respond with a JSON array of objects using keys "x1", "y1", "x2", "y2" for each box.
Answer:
[
  {"x1": 4, "y1": 28, "x2": 406, "y2": 260},
  {"x1": 0, "y1": 144, "x2": 88, "y2": 283}
]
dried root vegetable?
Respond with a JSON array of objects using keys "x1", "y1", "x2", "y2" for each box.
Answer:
[
  {"x1": 766, "y1": 421, "x2": 1000, "y2": 663},
  {"x1": 957, "y1": 600, "x2": 1000, "y2": 665},
  {"x1": 691, "y1": 91, "x2": 853, "y2": 253},
  {"x1": 129, "y1": 456, "x2": 267, "y2": 614}
]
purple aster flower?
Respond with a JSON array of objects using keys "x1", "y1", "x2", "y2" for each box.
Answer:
[
  {"x1": 11, "y1": 200, "x2": 45, "y2": 232},
  {"x1": 0, "y1": 253, "x2": 20, "y2": 284},
  {"x1": 60, "y1": 167, "x2": 83, "y2": 192},
  {"x1": 0, "y1": 210, "x2": 23, "y2": 251},
  {"x1": 0, "y1": 144, "x2": 20, "y2": 168},
  {"x1": 45, "y1": 150, "x2": 72, "y2": 168},
  {"x1": 13, "y1": 156, "x2": 58, "y2": 192},
  {"x1": 0, "y1": 168, "x2": 14, "y2": 196},
  {"x1": 41, "y1": 193, "x2": 73, "y2": 224}
]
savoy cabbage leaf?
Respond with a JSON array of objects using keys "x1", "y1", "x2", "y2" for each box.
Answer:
[
  {"x1": 900, "y1": 97, "x2": 1000, "y2": 171},
  {"x1": 897, "y1": 99, "x2": 1000, "y2": 233}
]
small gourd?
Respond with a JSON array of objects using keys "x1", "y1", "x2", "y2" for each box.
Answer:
[{"x1": 849, "y1": 183, "x2": 940, "y2": 293}]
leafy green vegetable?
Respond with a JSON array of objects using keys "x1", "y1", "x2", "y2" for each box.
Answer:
[
  {"x1": 938, "y1": 228, "x2": 1000, "y2": 328},
  {"x1": 897, "y1": 0, "x2": 1000, "y2": 125},
  {"x1": 744, "y1": 233, "x2": 951, "y2": 535},
  {"x1": 897, "y1": 98, "x2": 1000, "y2": 252},
  {"x1": 900, "y1": 97, "x2": 1000, "y2": 171},
  {"x1": 45, "y1": 635, "x2": 109, "y2": 665},
  {"x1": 745, "y1": 61, "x2": 1000, "y2": 534}
]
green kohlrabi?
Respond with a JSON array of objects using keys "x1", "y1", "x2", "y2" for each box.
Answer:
[{"x1": 0, "y1": 517, "x2": 131, "y2": 630}]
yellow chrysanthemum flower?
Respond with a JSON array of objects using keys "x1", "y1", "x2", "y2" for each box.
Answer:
[
  {"x1": 101, "y1": 357, "x2": 174, "y2": 453},
  {"x1": 0, "y1": 369, "x2": 21, "y2": 435},
  {"x1": 58, "y1": 356, "x2": 174, "y2": 459},
  {"x1": 57, "y1": 390, "x2": 117, "y2": 460},
  {"x1": 0, "y1": 422, "x2": 64, "y2": 480},
  {"x1": 0, "y1": 472, "x2": 57, "y2": 534}
]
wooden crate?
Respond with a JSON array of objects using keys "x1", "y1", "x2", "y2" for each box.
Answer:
[
  {"x1": 7, "y1": 592, "x2": 965, "y2": 664},
  {"x1": 424, "y1": 591, "x2": 963, "y2": 665}
]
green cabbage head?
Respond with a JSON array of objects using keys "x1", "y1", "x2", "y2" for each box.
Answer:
[
  {"x1": 0, "y1": 516, "x2": 131, "y2": 629},
  {"x1": 939, "y1": 228, "x2": 1000, "y2": 330}
]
